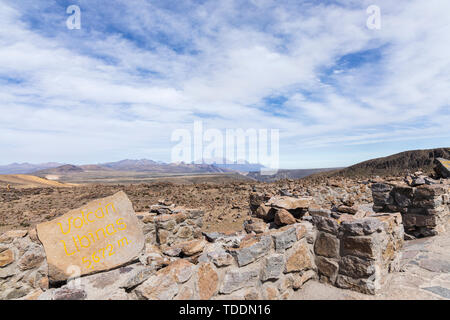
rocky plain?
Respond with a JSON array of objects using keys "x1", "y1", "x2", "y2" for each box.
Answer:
[{"x1": 0, "y1": 156, "x2": 449, "y2": 300}]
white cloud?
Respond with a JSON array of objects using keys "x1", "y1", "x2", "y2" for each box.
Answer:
[{"x1": 0, "y1": 0, "x2": 449, "y2": 167}]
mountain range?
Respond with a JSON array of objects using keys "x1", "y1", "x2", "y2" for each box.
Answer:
[
  {"x1": 1, "y1": 147, "x2": 448, "y2": 180},
  {"x1": 0, "y1": 159, "x2": 262, "y2": 175}
]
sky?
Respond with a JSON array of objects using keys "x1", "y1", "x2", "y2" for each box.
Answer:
[{"x1": 0, "y1": 0, "x2": 449, "y2": 169}]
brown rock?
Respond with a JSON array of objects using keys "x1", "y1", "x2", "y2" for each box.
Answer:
[
  {"x1": 274, "y1": 209, "x2": 296, "y2": 226},
  {"x1": 196, "y1": 262, "x2": 219, "y2": 300},
  {"x1": 342, "y1": 236, "x2": 379, "y2": 259},
  {"x1": 244, "y1": 288, "x2": 260, "y2": 300},
  {"x1": 134, "y1": 273, "x2": 179, "y2": 300},
  {"x1": 0, "y1": 230, "x2": 28, "y2": 244},
  {"x1": 314, "y1": 232, "x2": 340, "y2": 258},
  {"x1": 315, "y1": 256, "x2": 339, "y2": 283},
  {"x1": 292, "y1": 270, "x2": 316, "y2": 289},
  {"x1": 18, "y1": 245, "x2": 45, "y2": 271},
  {"x1": 244, "y1": 219, "x2": 268, "y2": 234},
  {"x1": 39, "y1": 276, "x2": 49, "y2": 290},
  {"x1": 308, "y1": 206, "x2": 331, "y2": 217},
  {"x1": 21, "y1": 289, "x2": 43, "y2": 300},
  {"x1": 28, "y1": 228, "x2": 39, "y2": 243},
  {"x1": 0, "y1": 249, "x2": 14, "y2": 267},
  {"x1": 181, "y1": 239, "x2": 206, "y2": 256},
  {"x1": 338, "y1": 205, "x2": 358, "y2": 215},
  {"x1": 174, "y1": 286, "x2": 194, "y2": 300},
  {"x1": 250, "y1": 193, "x2": 266, "y2": 212},
  {"x1": 255, "y1": 205, "x2": 275, "y2": 221},
  {"x1": 263, "y1": 284, "x2": 278, "y2": 300},
  {"x1": 53, "y1": 287, "x2": 87, "y2": 300},
  {"x1": 285, "y1": 240, "x2": 314, "y2": 272},
  {"x1": 159, "y1": 259, "x2": 194, "y2": 283},
  {"x1": 295, "y1": 224, "x2": 307, "y2": 240},
  {"x1": 36, "y1": 191, "x2": 145, "y2": 282},
  {"x1": 267, "y1": 196, "x2": 311, "y2": 210},
  {"x1": 338, "y1": 214, "x2": 356, "y2": 223}
]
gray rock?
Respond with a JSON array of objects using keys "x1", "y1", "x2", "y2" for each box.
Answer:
[
  {"x1": 279, "y1": 189, "x2": 293, "y2": 197},
  {"x1": 371, "y1": 183, "x2": 393, "y2": 193},
  {"x1": 220, "y1": 269, "x2": 259, "y2": 294},
  {"x1": 260, "y1": 254, "x2": 285, "y2": 281},
  {"x1": 0, "y1": 263, "x2": 17, "y2": 279},
  {"x1": 4, "y1": 287, "x2": 31, "y2": 300},
  {"x1": 207, "y1": 250, "x2": 234, "y2": 267},
  {"x1": 271, "y1": 227, "x2": 297, "y2": 252},
  {"x1": 308, "y1": 207, "x2": 331, "y2": 218},
  {"x1": 412, "y1": 177, "x2": 426, "y2": 186},
  {"x1": 163, "y1": 246, "x2": 182, "y2": 257},
  {"x1": 203, "y1": 232, "x2": 222, "y2": 242},
  {"x1": 134, "y1": 273, "x2": 179, "y2": 300},
  {"x1": 311, "y1": 216, "x2": 340, "y2": 235},
  {"x1": 339, "y1": 255, "x2": 376, "y2": 278},
  {"x1": 121, "y1": 267, "x2": 155, "y2": 290},
  {"x1": 392, "y1": 185, "x2": 414, "y2": 207},
  {"x1": 53, "y1": 287, "x2": 87, "y2": 300},
  {"x1": 228, "y1": 235, "x2": 272, "y2": 267},
  {"x1": 341, "y1": 218, "x2": 384, "y2": 236},
  {"x1": 423, "y1": 286, "x2": 450, "y2": 299},
  {"x1": 335, "y1": 274, "x2": 379, "y2": 295},
  {"x1": 418, "y1": 258, "x2": 450, "y2": 273},
  {"x1": 424, "y1": 177, "x2": 439, "y2": 185}
]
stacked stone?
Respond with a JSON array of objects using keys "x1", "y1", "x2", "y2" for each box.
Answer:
[
  {"x1": 312, "y1": 214, "x2": 404, "y2": 294},
  {"x1": 0, "y1": 229, "x2": 48, "y2": 300},
  {"x1": 371, "y1": 182, "x2": 450, "y2": 237},
  {"x1": 137, "y1": 207, "x2": 204, "y2": 248},
  {"x1": 134, "y1": 221, "x2": 318, "y2": 300},
  {"x1": 249, "y1": 193, "x2": 312, "y2": 227},
  {"x1": 0, "y1": 193, "x2": 407, "y2": 300}
]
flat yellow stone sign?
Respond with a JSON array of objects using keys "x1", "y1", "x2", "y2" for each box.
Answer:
[{"x1": 37, "y1": 191, "x2": 145, "y2": 282}]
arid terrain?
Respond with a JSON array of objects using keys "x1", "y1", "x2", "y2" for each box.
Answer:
[
  {"x1": 0, "y1": 148, "x2": 449, "y2": 301},
  {"x1": 1, "y1": 147, "x2": 448, "y2": 235},
  {"x1": 0, "y1": 174, "x2": 375, "y2": 235}
]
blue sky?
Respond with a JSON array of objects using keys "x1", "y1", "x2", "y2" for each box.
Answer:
[{"x1": 0, "y1": 0, "x2": 449, "y2": 168}]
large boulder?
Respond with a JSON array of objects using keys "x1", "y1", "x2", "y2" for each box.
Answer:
[{"x1": 36, "y1": 191, "x2": 145, "y2": 283}]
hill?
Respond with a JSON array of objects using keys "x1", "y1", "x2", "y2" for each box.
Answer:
[
  {"x1": 34, "y1": 164, "x2": 84, "y2": 175},
  {"x1": 309, "y1": 148, "x2": 450, "y2": 179},
  {"x1": 247, "y1": 168, "x2": 341, "y2": 182},
  {"x1": 0, "y1": 175, "x2": 73, "y2": 188}
]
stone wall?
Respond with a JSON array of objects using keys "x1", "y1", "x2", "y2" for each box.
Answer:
[
  {"x1": 0, "y1": 229, "x2": 48, "y2": 300},
  {"x1": 371, "y1": 181, "x2": 450, "y2": 237},
  {"x1": 248, "y1": 194, "x2": 404, "y2": 295},
  {"x1": 137, "y1": 204, "x2": 204, "y2": 248},
  {"x1": 134, "y1": 222, "x2": 318, "y2": 300},
  {"x1": 0, "y1": 193, "x2": 405, "y2": 300},
  {"x1": 312, "y1": 214, "x2": 403, "y2": 294},
  {"x1": 0, "y1": 202, "x2": 205, "y2": 300}
]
